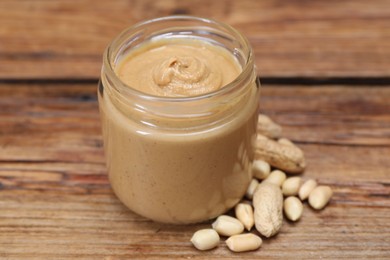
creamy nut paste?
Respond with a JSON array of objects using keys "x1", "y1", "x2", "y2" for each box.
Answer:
[
  {"x1": 116, "y1": 39, "x2": 241, "y2": 96},
  {"x1": 100, "y1": 38, "x2": 258, "y2": 223}
]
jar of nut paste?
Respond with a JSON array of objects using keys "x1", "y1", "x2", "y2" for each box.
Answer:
[{"x1": 98, "y1": 16, "x2": 260, "y2": 224}]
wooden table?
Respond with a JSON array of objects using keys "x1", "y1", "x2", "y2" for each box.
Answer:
[{"x1": 1, "y1": 1, "x2": 389, "y2": 259}]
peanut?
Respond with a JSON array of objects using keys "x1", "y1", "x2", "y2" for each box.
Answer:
[
  {"x1": 226, "y1": 233, "x2": 262, "y2": 252},
  {"x1": 257, "y1": 114, "x2": 282, "y2": 139},
  {"x1": 245, "y1": 178, "x2": 259, "y2": 200},
  {"x1": 212, "y1": 215, "x2": 244, "y2": 236},
  {"x1": 190, "y1": 229, "x2": 220, "y2": 251},
  {"x1": 308, "y1": 186, "x2": 333, "y2": 210},
  {"x1": 252, "y1": 160, "x2": 271, "y2": 180},
  {"x1": 253, "y1": 182, "x2": 283, "y2": 237},
  {"x1": 282, "y1": 177, "x2": 302, "y2": 196},
  {"x1": 264, "y1": 170, "x2": 286, "y2": 187},
  {"x1": 235, "y1": 203, "x2": 254, "y2": 231},
  {"x1": 255, "y1": 134, "x2": 306, "y2": 174},
  {"x1": 299, "y1": 179, "x2": 317, "y2": 201},
  {"x1": 278, "y1": 138, "x2": 295, "y2": 146},
  {"x1": 284, "y1": 196, "x2": 303, "y2": 221}
]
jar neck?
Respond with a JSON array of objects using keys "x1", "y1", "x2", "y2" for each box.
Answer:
[{"x1": 101, "y1": 15, "x2": 258, "y2": 130}]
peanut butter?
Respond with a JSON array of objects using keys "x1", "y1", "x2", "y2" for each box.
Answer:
[
  {"x1": 99, "y1": 17, "x2": 259, "y2": 224},
  {"x1": 116, "y1": 39, "x2": 241, "y2": 97}
]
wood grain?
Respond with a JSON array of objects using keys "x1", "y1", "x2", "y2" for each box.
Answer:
[
  {"x1": 0, "y1": 84, "x2": 389, "y2": 259},
  {"x1": 1, "y1": 0, "x2": 390, "y2": 79}
]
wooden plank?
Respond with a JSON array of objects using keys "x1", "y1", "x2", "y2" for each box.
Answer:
[
  {"x1": 0, "y1": 190, "x2": 389, "y2": 259},
  {"x1": 0, "y1": 0, "x2": 389, "y2": 79},
  {"x1": 0, "y1": 83, "x2": 389, "y2": 258},
  {"x1": 261, "y1": 86, "x2": 390, "y2": 146}
]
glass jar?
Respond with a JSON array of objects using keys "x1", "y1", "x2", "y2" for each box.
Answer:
[{"x1": 98, "y1": 15, "x2": 260, "y2": 224}]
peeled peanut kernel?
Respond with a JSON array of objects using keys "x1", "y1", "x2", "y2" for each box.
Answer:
[
  {"x1": 245, "y1": 178, "x2": 259, "y2": 199},
  {"x1": 264, "y1": 170, "x2": 286, "y2": 187},
  {"x1": 299, "y1": 179, "x2": 317, "y2": 201},
  {"x1": 226, "y1": 233, "x2": 262, "y2": 252},
  {"x1": 235, "y1": 203, "x2": 254, "y2": 231},
  {"x1": 308, "y1": 186, "x2": 333, "y2": 210},
  {"x1": 282, "y1": 177, "x2": 302, "y2": 196},
  {"x1": 278, "y1": 138, "x2": 295, "y2": 146},
  {"x1": 212, "y1": 215, "x2": 244, "y2": 236},
  {"x1": 252, "y1": 160, "x2": 271, "y2": 180},
  {"x1": 191, "y1": 229, "x2": 220, "y2": 251},
  {"x1": 284, "y1": 196, "x2": 303, "y2": 221}
]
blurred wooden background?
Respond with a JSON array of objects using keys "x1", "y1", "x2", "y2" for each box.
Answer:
[
  {"x1": 0, "y1": 0, "x2": 389, "y2": 259},
  {"x1": 1, "y1": 0, "x2": 390, "y2": 79}
]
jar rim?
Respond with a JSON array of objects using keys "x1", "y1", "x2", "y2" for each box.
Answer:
[{"x1": 103, "y1": 15, "x2": 254, "y2": 103}]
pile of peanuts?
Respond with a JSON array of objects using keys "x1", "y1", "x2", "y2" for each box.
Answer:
[{"x1": 190, "y1": 115, "x2": 333, "y2": 253}]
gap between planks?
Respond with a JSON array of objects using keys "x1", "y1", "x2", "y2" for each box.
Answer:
[{"x1": 1, "y1": 77, "x2": 390, "y2": 87}]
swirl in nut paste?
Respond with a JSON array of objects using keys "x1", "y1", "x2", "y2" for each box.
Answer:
[{"x1": 116, "y1": 39, "x2": 241, "y2": 97}]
